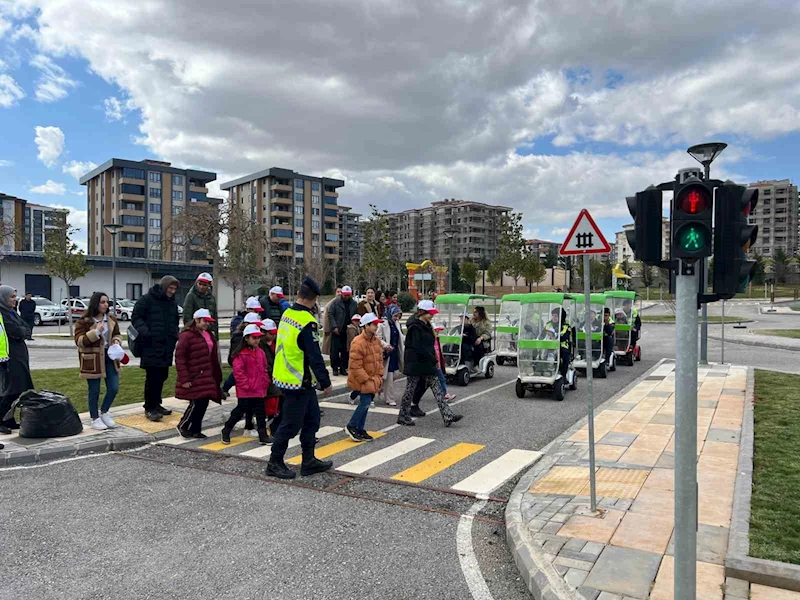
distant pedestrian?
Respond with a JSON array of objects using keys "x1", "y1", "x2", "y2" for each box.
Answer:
[
  {"x1": 0, "y1": 286, "x2": 33, "y2": 433},
  {"x1": 132, "y1": 275, "x2": 180, "y2": 422},
  {"x1": 376, "y1": 291, "x2": 387, "y2": 319},
  {"x1": 18, "y1": 292, "x2": 36, "y2": 340},
  {"x1": 321, "y1": 286, "x2": 342, "y2": 357},
  {"x1": 231, "y1": 296, "x2": 262, "y2": 333},
  {"x1": 327, "y1": 285, "x2": 358, "y2": 376},
  {"x1": 433, "y1": 323, "x2": 456, "y2": 401},
  {"x1": 377, "y1": 304, "x2": 403, "y2": 407},
  {"x1": 357, "y1": 288, "x2": 379, "y2": 317},
  {"x1": 183, "y1": 272, "x2": 218, "y2": 337},
  {"x1": 259, "y1": 285, "x2": 290, "y2": 323},
  {"x1": 175, "y1": 309, "x2": 223, "y2": 439},
  {"x1": 345, "y1": 313, "x2": 384, "y2": 441},
  {"x1": 75, "y1": 292, "x2": 124, "y2": 431},
  {"x1": 266, "y1": 276, "x2": 332, "y2": 480}
]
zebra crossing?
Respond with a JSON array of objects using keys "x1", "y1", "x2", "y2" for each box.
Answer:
[{"x1": 158, "y1": 424, "x2": 543, "y2": 496}]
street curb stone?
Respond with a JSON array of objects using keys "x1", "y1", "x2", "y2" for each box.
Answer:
[{"x1": 707, "y1": 334, "x2": 800, "y2": 352}]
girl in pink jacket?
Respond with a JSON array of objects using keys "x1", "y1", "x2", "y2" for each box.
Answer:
[{"x1": 222, "y1": 324, "x2": 270, "y2": 445}]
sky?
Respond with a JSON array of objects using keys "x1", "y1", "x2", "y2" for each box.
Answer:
[{"x1": 1, "y1": 0, "x2": 799, "y2": 254}]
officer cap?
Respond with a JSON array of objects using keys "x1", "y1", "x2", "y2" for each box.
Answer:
[{"x1": 301, "y1": 276, "x2": 321, "y2": 297}]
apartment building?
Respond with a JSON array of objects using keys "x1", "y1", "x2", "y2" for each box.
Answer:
[
  {"x1": 615, "y1": 217, "x2": 670, "y2": 264},
  {"x1": 80, "y1": 159, "x2": 217, "y2": 261},
  {"x1": 387, "y1": 199, "x2": 510, "y2": 263},
  {"x1": 747, "y1": 179, "x2": 798, "y2": 258},
  {"x1": 338, "y1": 205, "x2": 363, "y2": 264},
  {"x1": 525, "y1": 238, "x2": 558, "y2": 260},
  {"x1": 220, "y1": 168, "x2": 345, "y2": 269},
  {"x1": 0, "y1": 193, "x2": 68, "y2": 253}
]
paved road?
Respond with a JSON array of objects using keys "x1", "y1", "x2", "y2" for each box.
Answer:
[{"x1": 1, "y1": 351, "x2": 656, "y2": 600}]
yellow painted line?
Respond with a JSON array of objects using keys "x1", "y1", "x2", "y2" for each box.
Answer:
[
  {"x1": 391, "y1": 443, "x2": 484, "y2": 484},
  {"x1": 199, "y1": 436, "x2": 253, "y2": 452},
  {"x1": 286, "y1": 431, "x2": 385, "y2": 465}
]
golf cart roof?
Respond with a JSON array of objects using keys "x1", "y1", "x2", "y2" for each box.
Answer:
[
  {"x1": 606, "y1": 290, "x2": 636, "y2": 301},
  {"x1": 434, "y1": 293, "x2": 497, "y2": 305},
  {"x1": 586, "y1": 293, "x2": 607, "y2": 304},
  {"x1": 519, "y1": 292, "x2": 571, "y2": 304},
  {"x1": 500, "y1": 293, "x2": 525, "y2": 301}
]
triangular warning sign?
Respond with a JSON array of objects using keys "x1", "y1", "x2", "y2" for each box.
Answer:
[{"x1": 559, "y1": 209, "x2": 612, "y2": 255}]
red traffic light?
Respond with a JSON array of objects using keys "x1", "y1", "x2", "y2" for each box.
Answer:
[{"x1": 677, "y1": 186, "x2": 710, "y2": 214}]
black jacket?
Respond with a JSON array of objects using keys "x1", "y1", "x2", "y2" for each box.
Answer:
[
  {"x1": 403, "y1": 315, "x2": 438, "y2": 377},
  {"x1": 227, "y1": 330, "x2": 244, "y2": 366},
  {"x1": 259, "y1": 296, "x2": 289, "y2": 323},
  {"x1": 132, "y1": 284, "x2": 180, "y2": 369},
  {"x1": 18, "y1": 299, "x2": 36, "y2": 320},
  {"x1": 327, "y1": 297, "x2": 358, "y2": 332},
  {"x1": 0, "y1": 307, "x2": 33, "y2": 398}
]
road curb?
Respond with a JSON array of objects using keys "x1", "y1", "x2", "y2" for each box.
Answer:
[
  {"x1": 707, "y1": 334, "x2": 800, "y2": 352},
  {"x1": 504, "y1": 358, "x2": 670, "y2": 600}
]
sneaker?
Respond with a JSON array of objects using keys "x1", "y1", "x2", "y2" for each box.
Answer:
[
  {"x1": 90, "y1": 418, "x2": 108, "y2": 431},
  {"x1": 0, "y1": 424, "x2": 11, "y2": 435},
  {"x1": 100, "y1": 413, "x2": 117, "y2": 428},
  {"x1": 258, "y1": 430, "x2": 274, "y2": 445},
  {"x1": 444, "y1": 414, "x2": 463, "y2": 428},
  {"x1": 409, "y1": 406, "x2": 426, "y2": 418},
  {"x1": 396, "y1": 417, "x2": 415, "y2": 426},
  {"x1": 191, "y1": 432, "x2": 208, "y2": 439},
  {"x1": 300, "y1": 457, "x2": 333, "y2": 476},
  {"x1": 370, "y1": 401, "x2": 375, "y2": 408},
  {"x1": 266, "y1": 460, "x2": 296, "y2": 480},
  {"x1": 386, "y1": 400, "x2": 397, "y2": 407},
  {"x1": 332, "y1": 368, "x2": 340, "y2": 377},
  {"x1": 221, "y1": 391, "x2": 230, "y2": 400},
  {"x1": 246, "y1": 428, "x2": 259, "y2": 438},
  {"x1": 221, "y1": 426, "x2": 232, "y2": 445},
  {"x1": 358, "y1": 430, "x2": 374, "y2": 441},
  {"x1": 345, "y1": 424, "x2": 362, "y2": 442},
  {"x1": 156, "y1": 406, "x2": 173, "y2": 416},
  {"x1": 444, "y1": 393, "x2": 456, "y2": 401},
  {"x1": 349, "y1": 390, "x2": 358, "y2": 404},
  {"x1": 145, "y1": 410, "x2": 163, "y2": 422}
]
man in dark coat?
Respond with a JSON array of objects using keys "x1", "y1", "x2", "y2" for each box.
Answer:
[
  {"x1": 182, "y1": 272, "x2": 218, "y2": 337},
  {"x1": 259, "y1": 285, "x2": 290, "y2": 323},
  {"x1": 18, "y1": 293, "x2": 36, "y2": 340},
  {"x1": 326, "y1": 285, "x2": 358, "y2": 376},
  {"x1": 132, "y1": 276, "x2": 180, "y2": 421},
  {"x1": 0, "y1": 286, "x2": 34, "y2": 433}
]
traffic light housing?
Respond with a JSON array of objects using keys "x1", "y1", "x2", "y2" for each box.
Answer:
[
  {"x1": 713, "y1": 182, "x2": 759, "y2": 299},
  {"x1": 626, "y1": 187, "x2": 663, "y2": 265},
  {"x1": 671, "y1": 177, "x2": 714, "y2": 259}
]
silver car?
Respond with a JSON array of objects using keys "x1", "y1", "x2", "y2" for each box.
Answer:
[{"x1": 30, "y1": 297, "x2": 68, "y2": 326}]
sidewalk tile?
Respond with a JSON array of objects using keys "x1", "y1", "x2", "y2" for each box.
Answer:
[
  {"x1": 698, "y1": 497, "x2": 732, "y2": 527},
  {"x1": 649, "y1": 556, "x2": 723, "y2": 600},
  {"x1": 582, "y1": 545, "x2": 661, "y2": 598},
  {"x1": 665, "y1": 524, "x2": 728, "y2": 565},
  {"x1": 655, "y1": 452, "x2": 674, "y2": 469},
  {"x1": 592, "y1": 444, "x2": 627, "y2": 462},
  {"x1": 114, "y1": 411, "x2": 184, "y2": 433},
  {"x1": 630, "y1": 487, "x2": 674, "y2": 518},
  {"x1": 706, "y1": 428, "x2": 740, "y2": 443},
  {"x1": 618, "y1": 447, "x2": 663, "y2": 468},
  {"x1": 650, "y1": 413, "x2": 674, "y2": 425},
  {"x1": 751, "y1": 584, "x2": 800, "y2": 599},
  {"x1": 642, "y1": 468, "x2": 674, "y2": 492},
  {"x1": 641, "y1": 423, "x2": 675, "y2": 437},
  {"x1": 598, "y1": 432, "x2": 637, "y2": 447},
  {"x1": 610, "y1": 512, "x2": 674, "y2": 554},
  {"x1": 558, "y1": 509, "x2": 625, "y2": 544},
  {"x1": 611, "y1": 422, "x2": 647, "y2": 435},
  {"x1": 530, "y1": 466, "x2": 593, "y2": 495},
  {"x1": 701, "y1": 440, "x2": 740, "y2": 460}
]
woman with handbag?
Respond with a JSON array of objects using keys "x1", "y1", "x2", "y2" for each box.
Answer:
[
  {"x1": 74, "y1": 292, "x2": 124, "y2": 431},
  {"x1": 0, "y1": 285, "x2": 33, "y2": 434}
]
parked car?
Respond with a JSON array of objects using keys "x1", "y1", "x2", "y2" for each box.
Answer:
[
  {"x1": 114, "y1": 299, "x2": 136, "y2": 321},
  {"x1": 61, "y1": 298, "x2": 91, "y2": 317},
  {"x1": 29, "y1": 297, "x2": 68, "y2": 326}
]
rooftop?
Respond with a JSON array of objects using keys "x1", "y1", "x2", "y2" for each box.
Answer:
[
  {"x1": 79, "y1": 158, "x2": 216, "y2": 185},
  {"x1": 219, "y1": 167, "x2": 345, "y2": 191}
]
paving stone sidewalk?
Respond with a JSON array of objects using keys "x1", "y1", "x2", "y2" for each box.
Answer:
[
  {"x1": 707, "y1": 328, "x2": 800, "y2": 352},
  {"x1": 506, "y1": 360, "x2": 800, "y2": 600}
]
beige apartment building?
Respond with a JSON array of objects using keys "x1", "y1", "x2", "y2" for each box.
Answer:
[
  {"x1": 80, "y1": 159, "x2": 217, "y2": 262},
  {"x1": 615, "y1": 217, "x2": 670, "y2": 265},
  {"x1": 747, "y1": 179, "x2": 798, "y2": 258},
  {"x1": 387, "y1": 199, "x2": 510, "y2": 264},
  {"x1": 0, "y1": 192, "x2": 68, "y2": 253},
  {"x1": 338, "y1": 205, "x2": 363, "y2": 264},
  {"x1": 220, "y1": 168, "x2": 345, "y2": 269}
]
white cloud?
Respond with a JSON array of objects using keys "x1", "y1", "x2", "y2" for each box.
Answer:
[
  {"x1": 102, "y1": 96, "x2": 133, "y2": 121},
  {"x1": 0, "y1": 16, "x2": 10, "y2": 39},
  {"x1": 30, "y1": 54, "x2": 78, "y2": 102},
  {"x1": 551, "y1": 227, "x2": 570, "y2": 237},
  {"x1": 0, "y1": 73, "x2": 24, "y2": 107},
  {"x1": 0, "y1": 159, "x2": 12, "y2": 167},
  {"x1": 30, "y1": 179, "x2": 66, "y2": 195},
  {"x1": 34, "y1": 125, "x2": 64, "y2": 167},
  {"x1": 62, "y1": 160, "x2": 97, "y2": 180}
]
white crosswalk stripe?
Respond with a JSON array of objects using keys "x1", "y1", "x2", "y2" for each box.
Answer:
[
  {"x1": 161, "y1": 426, "x2": 225, "y2": 445},
  {"x1": 337, "y1": 436, "x2": 435, "y2": 474},
  {"x1": 450, "y1": 449, "x2": 543, "y2": 495},
  {"x1": 318, "y1": 401, "x2": 399, "y2": 416},
  {"x1": 239, "y1": 426, "x2": 342, "y2": 458}
]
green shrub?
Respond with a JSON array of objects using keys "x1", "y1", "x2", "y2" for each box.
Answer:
[{"x1": 397, "y1": 291, "x2": 416, "y2": 312}]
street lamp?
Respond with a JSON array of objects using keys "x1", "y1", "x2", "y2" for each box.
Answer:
[
  {"x1": 444, "y1": 228, "x2": 458, "y2": 293},
  {"x1": 103, "y1": 223, "x2": 124, "y2": 320}
]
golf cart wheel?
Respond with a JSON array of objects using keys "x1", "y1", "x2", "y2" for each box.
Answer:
[
  {"x1": 553, "y1": 378, "x2": 565, "y2": 401},
  {"x1": 609, "y1": 355, "x2": 616, "y2": 372},
  {"x1": 515, "y1": 379, "x2": 525, "y2": 398},
  {"x1": 485, "y1": 362, "x2": 494, "y2": 379},
  {"x1": 569, "y1": 372, "x2": 578, "y2": 391},
  {"x1": 457, "y1": 368, "x2": 470, "y2": 387},
  {"x1": 497, "y1": 356, "x2": 505, "y2": 366},
  {"x1": 628, "y1": 352, "x2": 635, "y2": 366},
  {"x1": 596, "y1": 360, "x2": 607, "y2": 379}
]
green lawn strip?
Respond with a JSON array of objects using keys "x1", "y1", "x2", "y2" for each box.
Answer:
[
  {"x1": 753, "y1": 329, "x2": 800, "y2": 339},
  {"x1": 750, "y1": 370, "x2": 800, "y2": 565},
  {"x1": 642, "y1": 315, "x2": 752, "y2": 324}
]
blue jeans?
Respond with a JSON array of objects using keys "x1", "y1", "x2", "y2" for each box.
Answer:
[
  {"x1": 436, "y1": 368, "x2": 448, "y2": 395},
  {"x1": 348, "y1": 393, "x2": 374, "y2": 431},
  {"x1": 87, "y1": 354, "x2": 119, "y2": 419},
  {"x1": 222, "y1": 372, "x2": 236, "y2": 393}
]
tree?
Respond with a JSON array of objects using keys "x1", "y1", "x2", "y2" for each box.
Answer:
[
  {"x1": 774, "y1": 248, "x2": 790, "y2": 284},
  {"x1": 342, "y1": 259, "x2": 363, "y2": 292},
  {"x1": 168, "y1": 200, "x2": 223, "y2": 304},
  {"x1": 751, "y1": 252, "x2": 766, "y2": 285},
  {"x1": 43, "y1": 224, "x2": 92, "y2": 333},
  {"x1": 362, "y1": 204, "x2": 391, "y2": 288},
  {"x1": 543, "y1": 247, "x2": 558, "y2": 269},
  {"x1": 495, "y1": 212, "x2": 526, "y2": 289},
  {"x1": 218, "y1": 204, "x2": 265, "y2": 308},
  {"x1": 486, "y1": 262, "x2": 502, "y2": 286},
  {"x1": 521, "y1": 252, "x2": 546, "y2": 291},
  {"x1": 304, "y1": 254, "x2": 333, "y2": 293},
  {"x1": 575, "y1": 258, "x2": 607, "y2": 290},
  {"x1": 461, "y1": 261, "x2": 478, "y2": 293},
  {"x1": 639, "y1": 262, "x2": 656, "y2": 289}
]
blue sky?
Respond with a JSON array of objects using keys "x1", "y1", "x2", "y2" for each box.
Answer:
[{"x1": 1, "y1": 1, "x2": 798, "y2": 254}]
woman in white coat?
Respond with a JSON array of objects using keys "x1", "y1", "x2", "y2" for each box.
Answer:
[{"x1": 377, "y1": 304, "x2": 404, "y2": 406}]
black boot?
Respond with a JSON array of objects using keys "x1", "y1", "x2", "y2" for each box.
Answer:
[
  {"x1": 221, "y1": 424, "x2": 233, "y2": 445},
  {"x1": 265, "y1": 458, "x2": 296, "y2": 480},
  {"x1": 258, "y1": 428, "x2": 273, "y2": 446},
  {"x1": 300, "y1": 447, "x2": 333, "y2": 476},
  {"x1": 410, "y1": 405, "x2": 426, "y2": 418}
]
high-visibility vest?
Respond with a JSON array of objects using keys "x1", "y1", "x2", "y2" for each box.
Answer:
[
  {"x1": 545, "y1": 321, "x2": 570, "y2": 350},
  {"x1": 272, "y1": 307, "x2": 317, "y2": 390},
  {"x1": 0, "y1": 311, "x2": 8, "y2": 362}
]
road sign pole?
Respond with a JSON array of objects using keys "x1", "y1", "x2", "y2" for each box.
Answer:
[
  {"x1": 584, "y1": 254, "x2": 597, "y2": 512},
  {"x1": 675, "y1": 260, "x2": 698, "y2": 600},
  {"x1": 721, "y1": 299, "x2": 725, "y2": 364},
  {"x1": 700, "y1": 259, "x2": 709, "y2": 364}
]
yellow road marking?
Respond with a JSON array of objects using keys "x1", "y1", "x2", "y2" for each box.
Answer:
[
  {"x1": 286, "y1": 431, "x2": 385, "y2": 465},
  {"x1": 391, "y1": 442, "x2": 484, "y2": 484},
  {"x1": 199, "y1": 436, "x2": 253, "y2": 451}
]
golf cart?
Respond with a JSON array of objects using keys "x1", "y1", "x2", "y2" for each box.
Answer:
[
  {"x1": 515, "y1": 293, "x2": 578, "y2": 401},
  {"x1": 435, "y1": 293, "x2": 498, "y2": 386},
  {"x1": 606, "y1": 290, "x2": 641, "y2": 366},
  {"x1": 496, "y1": 293, "x2": 523, "y2": 366},
  {"x1": 573, "y1": 293, "x2": 610, "y2": 378}
]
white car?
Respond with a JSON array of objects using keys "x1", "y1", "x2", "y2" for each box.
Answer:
[
  {"x1": 29, "y1": 297, "x2": 68, "y2": 326},
  {"x1": 114, "y1": 299, "x2": 136, "y2": 321},
  {"x1": 62, "y1": 298, "x2": 91, "y2": 317}
]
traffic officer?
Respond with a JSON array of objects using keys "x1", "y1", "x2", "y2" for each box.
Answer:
[
  {"x1": 622, "y1": 298, "x2": 641, "y2": 349},
  {"x1": 266, "y1": 276, "x2": 332, "y2": 480},
  {"x1": 544, "y1": 308, "x2": 571, "y2": 377},
  {"x1": 602, "y1": 307, "x2": 615, "y2": 366}
]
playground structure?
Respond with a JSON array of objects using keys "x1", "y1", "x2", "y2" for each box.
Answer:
[{"x1": 406, "y1": 260, "x2": 448, "y2": 300}]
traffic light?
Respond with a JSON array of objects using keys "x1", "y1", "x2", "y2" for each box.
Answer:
[
  {"x1": 626, "y1": 187, "x2": 663, "y2": 265},
  {"x1": 671, "y1": 177, "x2": 713, "y2": 259},
  {"x1": 713, "y1": 182, "x2": 759, "y2": 299}
]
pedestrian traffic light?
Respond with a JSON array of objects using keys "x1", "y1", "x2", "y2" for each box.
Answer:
[
  {"x1": 713, "y1": 182, "x2": 759, "y2": 299},
  {"x1": 626, "y1": 187, "x2": 663, "y2": 265},
  {"x1": 671, "y1": 177, "x2": 713, "y2": 259}
]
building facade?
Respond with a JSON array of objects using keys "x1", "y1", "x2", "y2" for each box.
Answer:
[
  {"x1": 387, "y1": 199, "x2": 510, "y2": 264},
  {"x1": 0, "y1": 193, "x2": 68, "y2": 253},
  {"x1": 220, "y1": 168, "x2": 345, "y2": 270},
  {"x1": 80, "y1": 159, "x2": 217, "y2": 261},
  {"x1": 338, "y1": 205, "x2": 362, "y2": 264},
  {"x1": 525, "y1": 238, "x2": 558, "y2": 260},
  {"x1": 747, "y1": 179, "x2": 798, "y2": 258},
  {"x1": 615, "y1": 217, "x2": 670, "y2": 265}
]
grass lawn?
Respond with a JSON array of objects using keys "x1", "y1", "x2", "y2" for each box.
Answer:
[
  {"x1": 33, "y1": 365, "x2": 232, "y2": 415},
  {"x1": 642, "y1": 315, "x2": 752, "y2": 324},
  {"x1": 750, "y1": 370, "x2": 800, "y2": 565},
  {"x1": 753, "y1": 329, "x2": 800, "y2": 339}
]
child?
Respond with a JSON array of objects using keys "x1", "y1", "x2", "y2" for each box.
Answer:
[
  {"x1": 345, "y1": 313, "x2": 384, "y2": 441},
  {"x1": 223, "y1": 311, "x2": 263, "y2": 403},
  {"x1": 347, "y1": 314, "x2": 363, "y2": 404},
  {"x1": 433, "y1": 323, "x2": 456, "y2": 401},
  {"x1": 222, "y1": 324, "x2": 270, "y2": 445},
  {"x1": 259, "y1": 319, "x2": 280, "y2": 442}
]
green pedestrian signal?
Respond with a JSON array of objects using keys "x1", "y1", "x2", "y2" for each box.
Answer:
[{"x1": 676, "y1": 225, "x2": 708, "y2": 253}]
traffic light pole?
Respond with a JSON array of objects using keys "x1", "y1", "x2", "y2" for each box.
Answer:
[
  {"x1": 675, "y1": 260, "x2": 699, "y2": 600},
  {"x1": 700, "y1": 262, "x2": 709, "y2": 364}
]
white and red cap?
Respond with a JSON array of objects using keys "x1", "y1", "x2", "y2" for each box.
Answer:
[
  {"x1": 196, "y1": 272, "x2": 213, "y2": 284},
  {"x1": 342, "y1": 285, "x2": 353, "y2": 296},
  {"x1": 193, "y1": 308, "x2": 216, "y2": 322},
  {"x1": 243, "y1": 324, "x2": 263, "y2": 337},
  {"x1": 360, "y1": 312, "x2": 382, "y2": 327},
  {"x1": 261, "y1": 318, "x2": 278, "y2": 332},
  {"x1": 351, "y1": 313, "x2": 361, "y2": 322},
  {"x1": 418, "y1": 300, "x2": 439, "y2": 315},
  {"x1": 269, "y1": 286, "x2": 284, "y2": 298},
  {"x1": 244, "y1": 312, "x2": 263, "y2": 326},
  {"x1": 245, "y1": 296, "x2": 261, "y2": 310},
  {"x1": 433, "y1": 323, "x2": 445, "y2": 331}
]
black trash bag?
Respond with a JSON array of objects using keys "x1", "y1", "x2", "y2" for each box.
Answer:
[{"x1": 9, "y1": 390, "x2": 83, "y2": 438}]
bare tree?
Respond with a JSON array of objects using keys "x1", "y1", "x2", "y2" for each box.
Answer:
[
  {"x1": 304, "y1": 253, "x2": 333, "y2": 291},
  {"x1": 342, "y1": 259, "x2": 363, "y2": 291},
  {"x1": 43, "y1": 223, "x2": 92, "y2": 334},
  {"x1": 168, "y1": 201, "x2": 223, "y2": 303},
  {"x1": 217, "y1": 204, "x2": 265, "y2": 310}
]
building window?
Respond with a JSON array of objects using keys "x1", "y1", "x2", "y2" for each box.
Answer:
[
  {"x1": 324, "y1": 196, "x2": 337, "y2": 205},
  {"x1": 173, "y1": 175, "x2": 184, "y2": 186},
  {"x1": 150, "y1": 218, "x2": 161, "y2": 228},
  {"x1": 312, "y1": 208, "x2": 320, "y2": 216},
  {"x1": 295, "y1": 231, "x2": 303, "y2": 240},
  {"x1": 172, "y1": 206, "x2": 183, "y2": 216},
  {"x1": 149, "y1": 203, "x2": 161, "y2": 213},
  {"x1": 122, "y1": 167, "x2": 145, "y2": 180},
  {"x1": 123, "y1": 233, "x2": 138, "y2": 242},
  {"x1": 149, "y1": 248, "x2": 161, "y2": 260},
  {"x1": 325, "y1": 233, "x2": 339, "y2": 242},
  {"x1": 149, "y1": 234, "x2": 161, "y2": 244},
  {"x1": 172, "y1": 190, "x2": 184, "y2": 201},
  {"x1": 149, "y1": 188, "x2": 161, "y2": 199},
  {"x1": 272, "y1": 229, "x2": 292, "y2": 239},
  {"x1": 121, "y1": 215, "x2": 145, "y2": 227},
  {"x1": 312, "y1": 220, "x2": 320, "y2": 231},
  {"x1": 295, "y1": 245, "x2": 304, "y2": 253},
  {"x1": 294, "y1": 205, "x2": 304, "y2": 215},
  {"x1": 324, "y1": 209, "x2": 337, "y2": 217},
  {"x1": 126, "y1": 283, "x2": 143, "y2": 299},
  {"x1": 121, "y1": 183, "x2": 145, "y2": 195},
  {"x1": 149, "y1": 172, "x2": 162, "y2": 183},
  {"x1": 312, "y1": 182, "x2": 320, "y2": 191},
  {"x1": 295, "y1": 192, "x2": 304, "y2": 202},
  {"x1": 295, "y1": 180, "x2": 304, "y2": 189},
  {"x1": 312, "y1": 194, "x2": 320, "y2": 205}
]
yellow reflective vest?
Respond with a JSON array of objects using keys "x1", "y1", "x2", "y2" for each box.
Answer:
[{"x1": 272, "y1": 307, "x2": 317, "y2": 390}]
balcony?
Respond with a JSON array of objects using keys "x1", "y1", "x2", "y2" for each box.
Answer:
[
  {"x1": 119, "y1": 240, "x2": 145, "y2": 248},
  {"x1": 271, "y1": 183, "x2": 293, "y2": 192},
  {"x1": 120, "y1": 192, "x2": 145, "y2": 202},
  {"x1": 272, "y1": 195, "x2": 292, "y2": 205},
  {"x1": 121, "y1": 225, "x2": 145, "y2": 234},
  {"x1": 189, "y1": 185, "x2": 208, "y2": 194},
  {"x1": 272, "y1": 222, "x2": 292, "y2": 231},
  {"x1": 324, "y1": 190, "x2": 339, "y2": 199},
  {"x1": 119, "y1": 209, "x2": 145, "y2": 217},
  {"x1": 324, "y1": 240, "x2": 337, "y2": 247},
  {"x1": 324, "y1": 252, "x2": 338, "y2": 260},
  {"x1": 271, "y1": 206, "x2": 292, "y2": 217},
  {"x1": 120, "y1": 176, "x2": 145, "y2": 186},
  {"x1": 324, "y1": 215, "x2": 338, "y2": 223}
]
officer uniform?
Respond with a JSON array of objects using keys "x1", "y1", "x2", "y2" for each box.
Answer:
[
  {"x1": 602, "y1": 309, "x2": 615, "y2": 364},
  {"x1": 267, "y1": 276, "x2": 332, "y2": 479},
  {"x1": 544, "y1": 311, "x2": 571, "y2": 377},
  {"x1": 623, "y1": 302, "x2": 641, "y2": 349}
]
